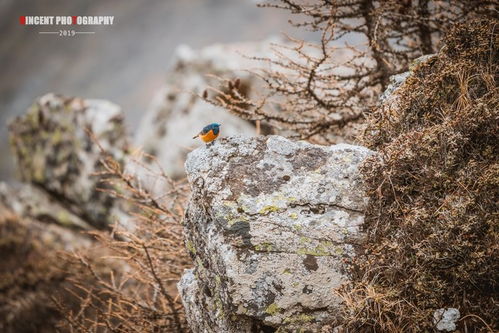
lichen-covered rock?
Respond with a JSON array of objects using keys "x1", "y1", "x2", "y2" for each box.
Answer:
[
  {"x1": 178, "y1": 135, "x2": 374, "y2": 332},
  {"x1": 134, "y1": 40, "x2": 280, "y2": 179},
  {"x1": 8, "y1": 93, "x2": 128, "y2": 228}
]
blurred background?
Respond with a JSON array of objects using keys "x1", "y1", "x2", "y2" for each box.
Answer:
[{"x1": 0, "y1": 0, "x2": 314, "y2": 181}]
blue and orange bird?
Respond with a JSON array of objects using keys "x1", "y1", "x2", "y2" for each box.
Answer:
[{"x1": 192, "y1": 123, "x2": 221, "y2": 145}]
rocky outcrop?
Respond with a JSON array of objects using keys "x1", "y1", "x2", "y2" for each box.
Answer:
[
  {"x1": 134, "y1": 40, "x2": 279, "y2": 179},
  {"x1": 7, "y1": 93, "x2": 128, "y2": 229},
  {"x1": 178, "y1": 135, "x2": 374, "y2": 332},
  {"x1": 1, "y1": 93, "x2": 131, "y2": 332}
]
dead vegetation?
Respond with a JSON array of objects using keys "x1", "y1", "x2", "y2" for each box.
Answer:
[
  {"x1": 0, "y1": 207, "x2": 69, "y2": 333},
  {"x1": 201, "y1": 0, "x2": 496, "y2": 144},
  {"x1": 53, "y1": 150, "x2": 191, "y2": 332},
  {"x1": 335, "y1": 19, "x2": 498, "y2": 331}
]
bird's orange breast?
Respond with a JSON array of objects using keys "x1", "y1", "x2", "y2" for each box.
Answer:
[{"x1": 199, "y1": 129, "x2": 218, "y2": 143}]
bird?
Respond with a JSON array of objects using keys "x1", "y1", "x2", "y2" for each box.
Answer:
[{"x1": 192, "y1": 123, "x2": 221, "y2": 145}]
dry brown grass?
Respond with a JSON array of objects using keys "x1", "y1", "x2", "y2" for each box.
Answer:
[
  {"x1": 54, "y1": 146, "x2": 192, "y2": 332},
  {"x1": 0, "y1": 207, "x2": 70, "y2": 333},
  {"x1": 334, "y1": 18, "x2": 498, "y2": 332}
]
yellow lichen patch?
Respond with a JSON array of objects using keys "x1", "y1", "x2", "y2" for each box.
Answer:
[
  {"x1": 56, "y1": 210, "x2": 73, "y2": 227},
  {"x1": 265, "y1": 303, "x2": 280, "y2": 316},
  {"x1": 299, "y1": 236, "x2": 310, "y2": 244},
  {"x1": 254, "y1": 242, "x2": 274, "y2": 252},
  {"x1": 226, "y1": 214, "x2": 249, "y2": 227},
  {"x1": 334, "y1": 246, "x2": 344, "y2": 256},
  {"x1": 283, "y1": 313, "x2": 315, "y2": 324},
  {"x1": 297, "y1": 244, "x2": 330, "y2": 256},
  {"x1": 51, "y1": 129, "x2": 63, "y2": 145},
  {"x1": 222, "y1": 200, "x2": 237, "y2": 208},
  {"x1": 186, "y1": 240, "x2": 196, "y2": 255},
  {"x1": 258, "y1": 205, "x2": 280, "y2": 215}
]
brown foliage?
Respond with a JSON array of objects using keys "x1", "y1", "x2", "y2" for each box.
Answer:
[
  {"x1": 0, "y1": 205, "x2": 78, "y2": 333},
  {"x1": 336, "y1": 18, "x2": 498, "y2": 331},
  {"x1": 54, "y1": 150, "x2": 192, "y2": 332},
  {"x1": 202, "y1": 0, "x2": 496, "y2": 144}
]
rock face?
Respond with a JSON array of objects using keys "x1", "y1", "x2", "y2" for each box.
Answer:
[
  {"x1": 1, "y1": 93, "x2": 130, "y2": 332},
  {"x1": 178, "y1": 135, "x2": 374, "y2": 332},
  {"x1": 8, "y1": 93, "x2": 128, "y2": 229},
  {"x1": 134, "y1": 40, "x2": 279, "y2": 179}
]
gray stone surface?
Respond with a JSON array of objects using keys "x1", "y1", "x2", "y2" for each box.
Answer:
[
  {"x1": 433, "y1": 308, "x2": 460, "y2": 332},
  {"x1": 8, "y1": 93, "x2": 128, "y2": 229},
  {"x1": 179, "y1": 135, "x2": 374, "y2": 332}
]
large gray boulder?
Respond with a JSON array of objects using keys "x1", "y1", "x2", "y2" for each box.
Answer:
[
  {"x1": 178, "y1": 135, "x2": 374, "y2": 332},
  {"x1": 8, "y1": 93, "x2": 128, "y2": 229}
]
